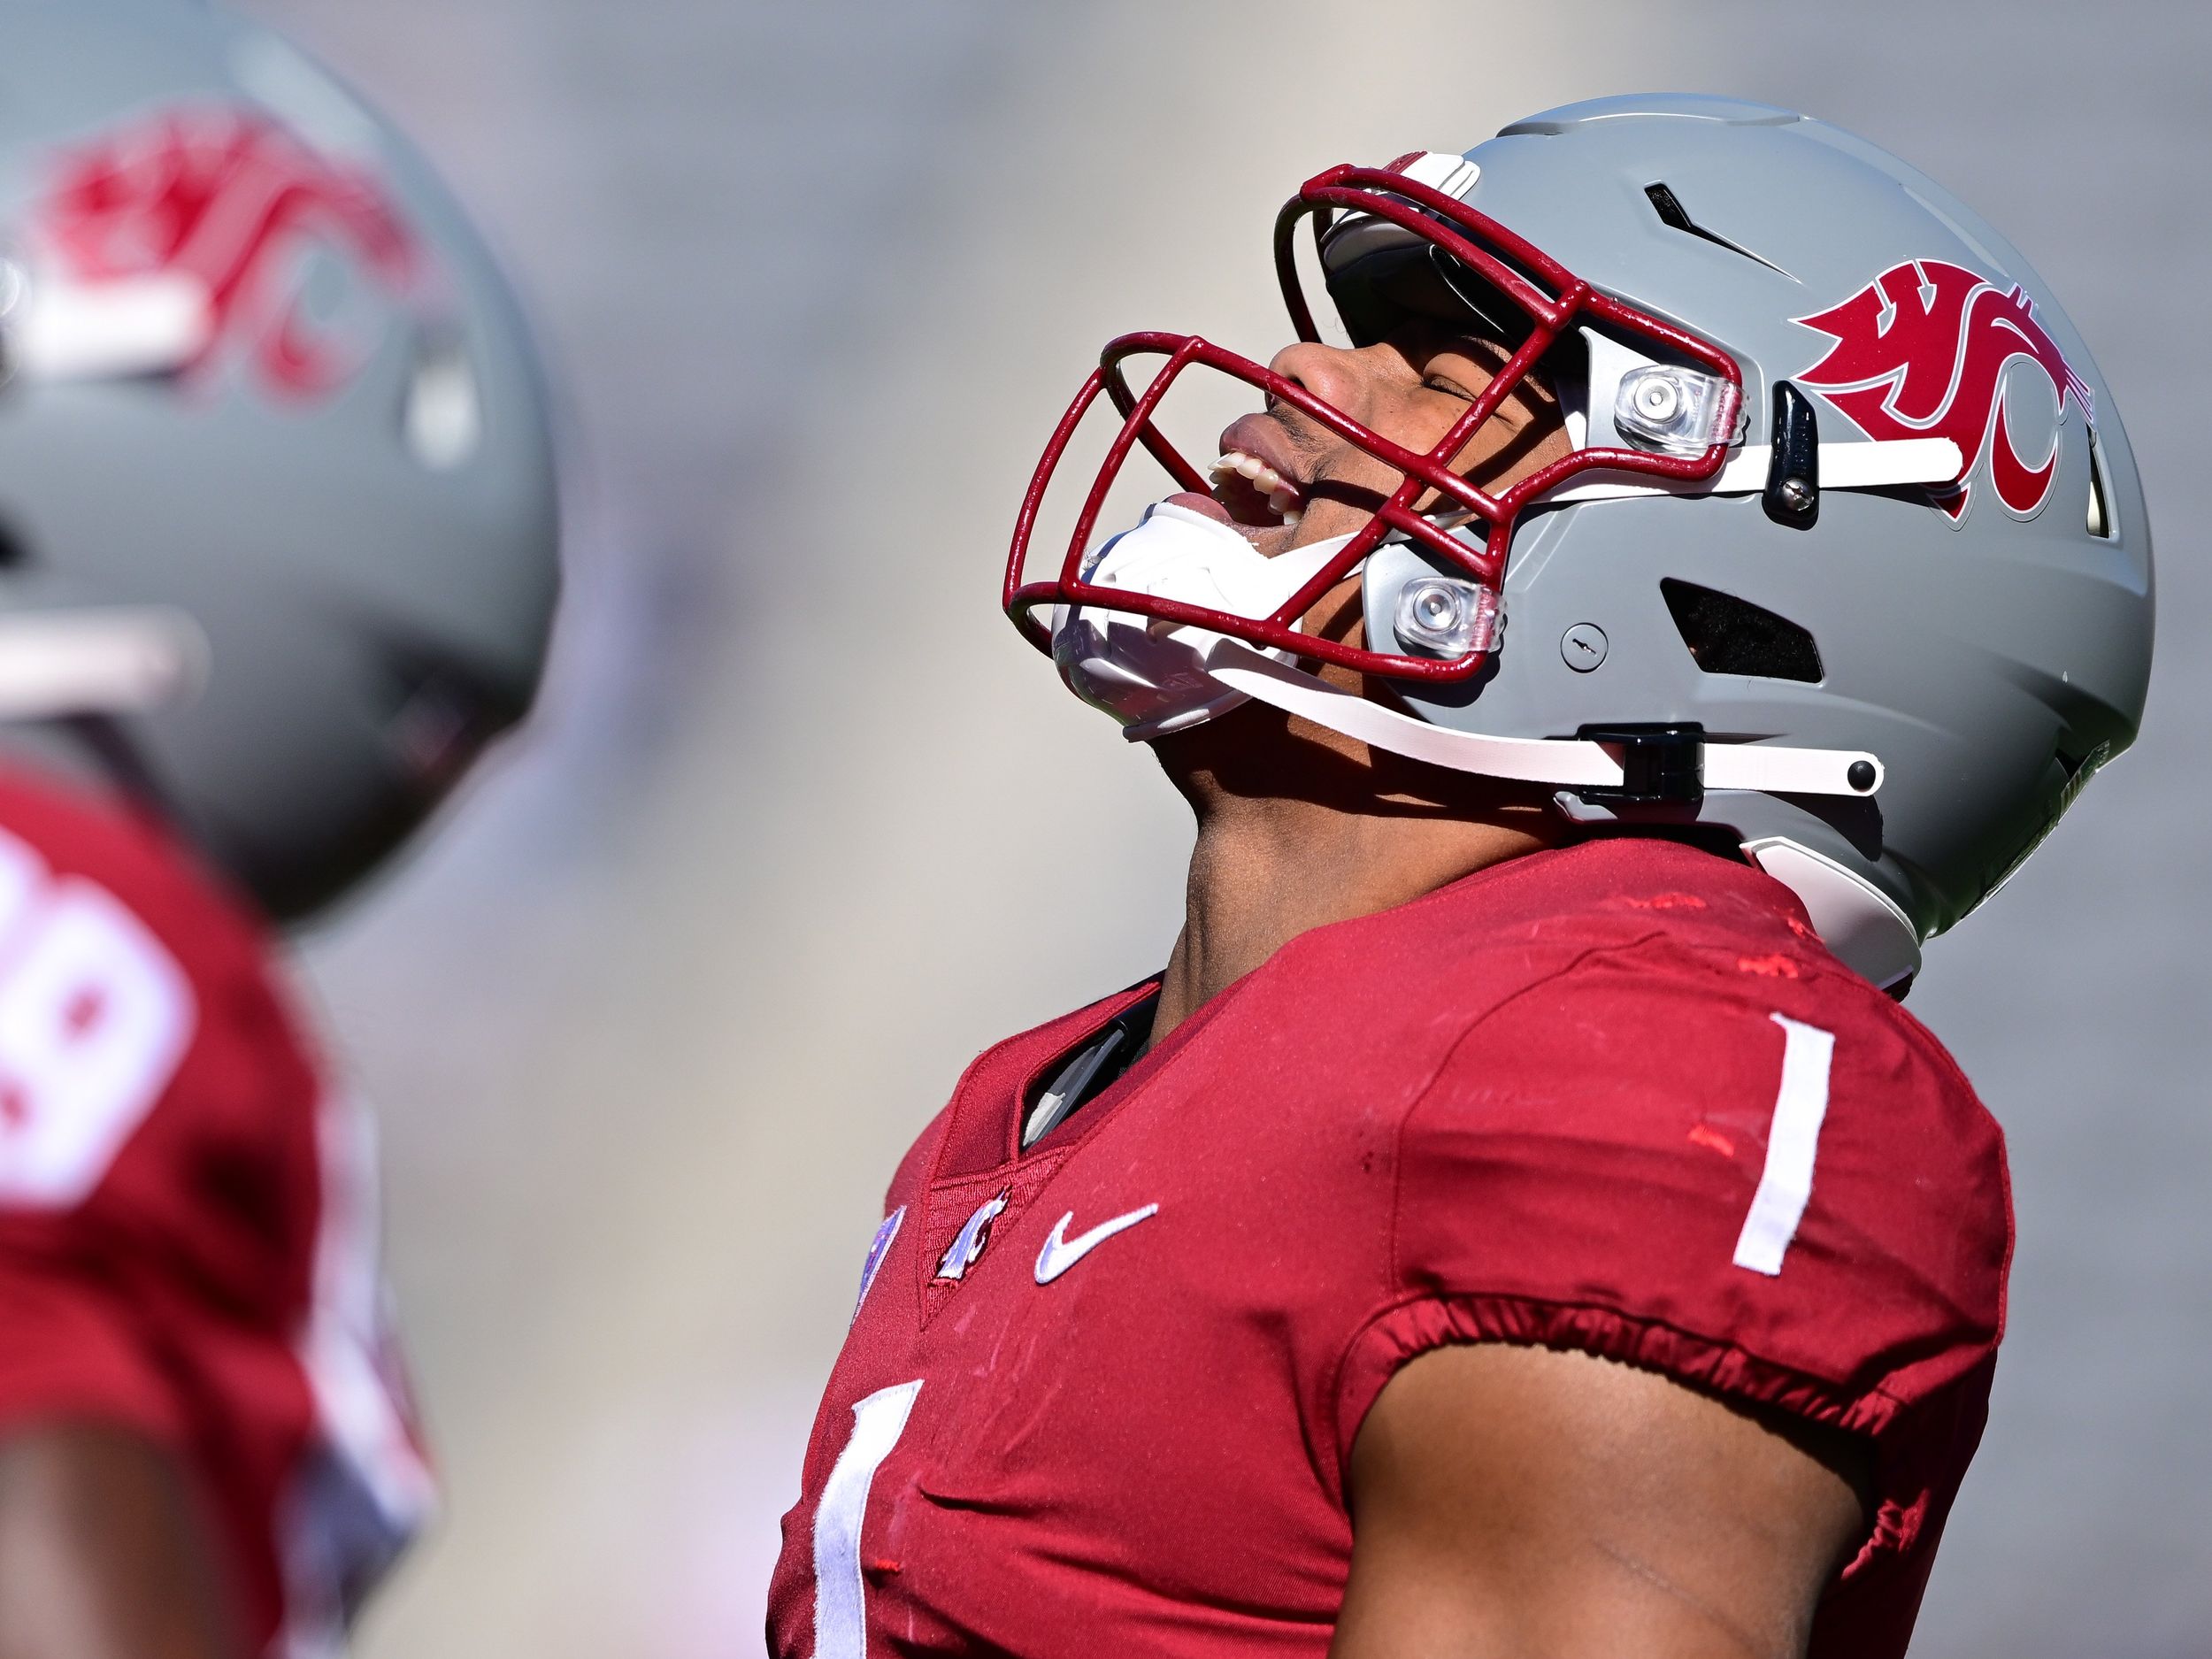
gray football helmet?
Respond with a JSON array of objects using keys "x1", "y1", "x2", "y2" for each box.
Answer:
[
  {"x1": 0, "y1": 0, "x2": 558, "y2": 920},
  {"x1": 1008, "y1": 94, "x2": 2152, "y2": 991}
]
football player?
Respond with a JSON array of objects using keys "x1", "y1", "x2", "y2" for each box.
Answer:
[
  {"x1": 769, "y1": 96, "x2": 2151, "y2": 1657},
  {"x1": 0, "y1": 4, "x2": 558, "y2": 1655}
]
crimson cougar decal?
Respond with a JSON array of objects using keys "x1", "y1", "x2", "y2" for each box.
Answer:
[
  {"x1": 1793, "y1": 258, "x2": 2093, "y2": 522},
  {"x1": 38, "y1": 107, "x2": 421, "y2": 402}
]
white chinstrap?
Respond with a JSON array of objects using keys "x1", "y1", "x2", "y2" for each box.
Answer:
[{"x1": 1049, "y1": 500, "x2": 1358, "y2": 740}]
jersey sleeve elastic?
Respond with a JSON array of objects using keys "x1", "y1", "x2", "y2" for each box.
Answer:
[{"x1": 1335, "y1": 929, "x2": 2010, "y2": 1655}]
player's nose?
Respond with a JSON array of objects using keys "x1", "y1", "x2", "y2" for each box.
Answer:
[{"x1": 1264, "y1": 340, "x2": 1376, "y2": 427}]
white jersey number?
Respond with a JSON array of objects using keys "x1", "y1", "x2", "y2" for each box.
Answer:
[
  {"x1": 811, "y1": 1379, "x2": 921, "y2": 1659},
  {"x1": 1732, "y1": 1013, "x2": 1836, "y2": 1276},
  {"x1": 0, "y1": 830, "x2": 196, "y2": 1210}
]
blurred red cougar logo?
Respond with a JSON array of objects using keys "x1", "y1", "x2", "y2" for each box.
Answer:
[
  {"x1": 40, "y1": 106, "x2": 420, "y2": 401},
  {"x1": 1793, "y1": 258, "x2": 2093, "y2": 521}
]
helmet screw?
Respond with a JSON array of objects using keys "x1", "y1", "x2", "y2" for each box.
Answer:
[
  {"x1": 1560, "y1": 622, "x2": 1609, "y2": 672},
  {"x1": 1778, "y1": 476, "x2": 1816, "y2": 514},
  {"x1": 1847, "y1": 759, "x2": 1877, "y2": 792},
  {"x1": 1394, "y1": 576, "x2": 1498, "y2": 658}
]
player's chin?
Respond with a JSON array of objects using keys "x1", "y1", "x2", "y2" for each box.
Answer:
[{"x1": 1284, "y1": 487, "x2": 1379, "y2": 555}]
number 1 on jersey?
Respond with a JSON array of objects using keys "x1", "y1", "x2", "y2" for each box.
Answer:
[
  {"x1": 812, "y1": 1379, "x2": 921, "y2": 1658},
  {"x1": 1733, "y1": 1013, "x2": 1836, "y2": 1277}
]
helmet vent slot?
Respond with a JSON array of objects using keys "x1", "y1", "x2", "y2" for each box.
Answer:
[
  {"x1": 1660, "y1": 579, "x2": 1823, "y2": 682},
  {"x1": 2085, "y1": 431, "x2": 2114, "y2": 538},
  {"x1": 1642, "y1": 183, "x2": 1793, "y2": 278}
]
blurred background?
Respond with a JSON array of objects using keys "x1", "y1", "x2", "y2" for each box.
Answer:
[{"x1": 235, "y1": 1, "x2": 2208, "y2": 1654}]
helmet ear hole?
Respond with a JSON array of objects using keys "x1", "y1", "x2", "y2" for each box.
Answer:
[
  {"x1": 1660, "y1": 579, "x2": 1823, "y2": 682},
  {"x1": 0, "y1": 518, "x2": 30, "y2": 571}
]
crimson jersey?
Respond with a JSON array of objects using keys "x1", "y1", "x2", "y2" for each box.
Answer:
[
  {"x1": 769, "y1": 838, "x2": 2010, "y2": 1659},
  {"x1": 0, "y1": 770, "x2": 428, "y2": 1657}
]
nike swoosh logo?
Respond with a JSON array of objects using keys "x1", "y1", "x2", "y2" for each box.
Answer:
[{"x1": 1033, "y1": 1203, "x2": 1159, "y2": 1285}]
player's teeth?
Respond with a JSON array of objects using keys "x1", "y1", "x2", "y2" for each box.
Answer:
[
  {"x1": 1282, "y1": 508, "x2": 1302, "y2": 526},
  {"x1": 1211, "y1": 449, "x2": 1302, "y2": 514}
]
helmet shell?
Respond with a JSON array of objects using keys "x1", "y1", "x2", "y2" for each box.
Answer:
[
  {"x1": 0, "y1": 0, "x2": 559, "y2": 919},
  {"x1": 1356, "y1": 96, "x2": 2151, "y2": 946}
]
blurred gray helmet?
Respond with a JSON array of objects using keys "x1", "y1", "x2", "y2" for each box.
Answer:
[
  {"x1": 1008, "y1": 94, "x2": 2151, "y2": 992},
  {"x1": 0, "y1": 0, "x2": 559, "y2": 920}
]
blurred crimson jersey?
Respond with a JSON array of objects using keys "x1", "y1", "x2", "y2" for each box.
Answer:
[
  {"x1": 769, "y1": 837, "x2": 2011, "y2": 1659},
  {"x1": 0, "y1": 768, "x2": 430, "y2": 1657}
]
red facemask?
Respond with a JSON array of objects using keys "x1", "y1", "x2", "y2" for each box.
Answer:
[{"x1": 1002, "y1": 156, "x2": 1745, "y2": 685}]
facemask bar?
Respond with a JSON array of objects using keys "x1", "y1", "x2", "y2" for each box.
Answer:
[
  {"x1": 1006, "y1": 329, "x2": 1535, "y2": 680},
  {"x1": 1003, "y1": 160, "x2": 1749, "y2": 684}
]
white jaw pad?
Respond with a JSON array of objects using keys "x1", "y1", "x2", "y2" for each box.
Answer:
[
  {"x1": 1202, "y1": 638, "x2": 1883, "y2": 797},
  {"x1": 1539, "y1": 436, "x2": 1962, "y2": 504}
]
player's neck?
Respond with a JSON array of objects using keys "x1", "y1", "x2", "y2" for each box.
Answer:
[{"x1": 1148, "y1": 768, "x2": 1552, "y2": 1051}]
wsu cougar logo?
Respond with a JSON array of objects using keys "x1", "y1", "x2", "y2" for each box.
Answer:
[
  {"x1": 1793, "y1": 258, "x2": 2093, "y2": 522},
  {"x1": 37, "y1": 106, "x2": 421, "y2": 401}
]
